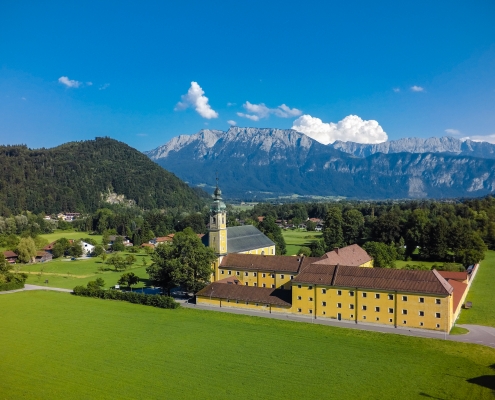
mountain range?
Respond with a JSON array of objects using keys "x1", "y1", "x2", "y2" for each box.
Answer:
[{"x1": 145, "y1": 127, "x2": 495, "y2": 200}]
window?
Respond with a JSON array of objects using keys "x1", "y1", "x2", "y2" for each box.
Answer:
[
  {"x1": 236, "y1": 300, "x2": 239, "y2": 304},
  {"x1": 337, "y1": 303, "x2": 342, "y2": 308},
  {"x1": 255, "y1": 303, "x2": 259, "y2": 306},
  {"x1": 375, "y1": 294, "x2": 380, "y2": 299},
  {"x1": 435, "y1": 313, "x2": 441, "y2": 318},
  {"x1": 362, "y1": 292, "x2": 367, "y2": 298},
  {"x1": 262, "y1": 273, "x2": 266, "y2": 278},
  {"x1": 389, "y1": 319, "x2": 393, "y2": 323},
  {"x1": 221, "y1": 270, "x2": 224, "y2": 275},
  {"x1": 337, "y1": 290, "x2": 342, "y2": 296},
  {"x1": 322, "y1": 289, "x2": 327, "y2": 294},
  {"x1": 363, "y1": 316, "x2": 367, "y2": 320},
  {"x1": 309, "y1": 297, "x2": 313, "y2": 301},
  {"x1": 253, "y1": 283, "x2": 257, "y2": 287},
  {"x1": 419, "y1": 297, "x2": 424, "y2": 303},
  {"x1": 271, "y1": 284, "x2": 275, "y2": 288},
  {"x1": 262, "y1": 284, "x2": 266, "y2": 288},
  {"x1": 297, "y1": 296, "x2": 302, "y2": 300},
  {"x1": 227, "y1": 299, "x2": 230, "y2": 303},
  {"x1": 322, "y1": 301, "x2": 327, "y2": 306},
  {"x1": 323, "y1": 311, "x2": 326, "y2": 315},
  {"x1": 245, "y1": 282, "x2": 249, "y2": 286},
  {"x1": 253, "y1": 272, "x2": 257, "y2": 277},
  {"x1": 244, "y1": 272, "x2": 248, "y2": 276},
  {"x1": 420, "y1": 322, "x2": 424, "y2": 327},
  {"x1": 402, "y1": 309, "x2": 408, "y2": 315},
  {"x1": 376, "y1": 317, "x2": 379, "y2": 321},
  {"x1": 350, "y1": 314, "x2": 354, "y2": 318},
  {"x1": 308, "y1": 286, "x2": 313, "y2": 290},
  {"x1": 349, "y1": 291, "x2": 355, "y2": 296},
  {"x1": 281, "y1": 275, "x2": 285, "y2": 279},
  {"x1": 291, "y1": 275, "x2": 294, "y2": 280},
  {"x1": 246, "y1": 302, "x2": 249, "y2": 305},
  {"x1": 436, "y1": 324, "x2": 440, "y2": 328},
  {"x1": 388, "y1": 308, "x2": 394, "y2": 314},
  {"x1": 309, "y1": 309, "x2": 313, "y2": 314},
  {"x1": 228, "y1": 270, "x2": 232, "y2": 275},
  {"x1": 236, "y1": 271, "x2": 240, "y2": 276},
  {"x1": 362, "y1": 305, "x2": 367, "y2": 311},
  {"x1": 419, "y1": 311, "x2": 424, "y2": 317},
  {"x1": 271, "y1": 274, "x2": 275, "y2": 278},
  {"x1": 349, "y1": 304, "x2": 354, "y2": 310},
  {"x1": 297, "y1": 308, "x2": 302, "y2": 312},
  {"x1": 272, "y1": 249, "x2": 274, "y2": 255},
  {"x1": 388, "y1": 294, "x2": 394, "y2": 300},
  {"x1": 375, "y1": 307, "x2": 380, "y2": 312},
  {"x1": 297, "y1": 285, "x2": 302, "y2": 289},
  {"x1": 435, "y1": 299, "x2": 441, "y2": 305},
  {"x1": 403, "y1": 320, "x2": 407, "y2": 324},
  {"x1": 402, "y1": 296, "x2": 408, "y2": 301}
]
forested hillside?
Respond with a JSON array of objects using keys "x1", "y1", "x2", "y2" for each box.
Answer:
[{"x1": 0, "y1": 137, "x2": 208, "y2": 215}]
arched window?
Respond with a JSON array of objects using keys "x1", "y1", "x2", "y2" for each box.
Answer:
[{"x1": 212, "y1": 216, "x2": 216, "y2": 225}]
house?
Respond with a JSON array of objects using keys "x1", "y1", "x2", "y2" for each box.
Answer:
[
  {"x1": 35, "y1": 251, "x2": 53, "y2": 262},
  {"x1": 108, "y1": 235, "x2": 132, "y2": 247},
  {"x1": 315, "y1": 224, "x2": 323, "y2": 232},
  {"x1": 44, "y1": 242, "x2": 56, "y2": 253},
  {"x1": 3, "y1": 251, "x2": 18, "y2": 264},
  {"x1": 80, "y1": 241, "x2": 95, "y2": 255}
]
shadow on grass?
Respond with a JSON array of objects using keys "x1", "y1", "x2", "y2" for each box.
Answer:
[
  {"x1": 466, "y1": 375, "x2": 495, "y2": 391},
  {"x1": 418, "y1": 392, "x2": 445, "y2": 399}
]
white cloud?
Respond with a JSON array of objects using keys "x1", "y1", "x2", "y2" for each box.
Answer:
[
  {"x1": 445, "y1": 128, "x2": 461, "y2": 135},
  {"x1": 175, "y1": 81, "x2": 218, "y2": 119},
  {"x1": 99, "y1": 83, "x2": 110, "y2": 90},
  {"x1": 292, "y1": 114, "x2": 388, "y2": 145},
  {"x1": 411, "y1": 85, "x2": 424, "y2": 92},
  {"x1": 86, "y1": 81, "x2": 93, "y2": 86},
  {"x1": 227, "y1": 102, "x2": 236, "y2": 107},
  {"x1": 58, "y1": 76, "x2": 82, "y2": 88},
  {"x1": 393, "y1": 88, "x2": 400, "y2": 93},
  {"x1": 461, "y1": 134, "x2": 495, "y2": 144},
  {"x1": 227, "y1": 120, "x2": 237, "y2": 126},
  {"x1": 237, "y1": 101, "x2": 302, "y2": 120}
]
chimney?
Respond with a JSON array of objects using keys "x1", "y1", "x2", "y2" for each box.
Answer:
[{"x1": 334, "y1": 247, "x2": 339, "y2": 254}]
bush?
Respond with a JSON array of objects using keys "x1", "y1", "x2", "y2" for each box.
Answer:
[
  {"x1": 72, "y1": 286, "x2": 179, "y2": 309},
  {"x1": 0, "y1": 281, "x2": 25, "y2": 291}
]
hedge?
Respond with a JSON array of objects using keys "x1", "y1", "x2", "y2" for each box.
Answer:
[
  {"x1": 72, "y1": 286, "x2": 180, "y2": 309},
  {"x1": 0, "y1": 281, "x2": 25, "y2": 291}
]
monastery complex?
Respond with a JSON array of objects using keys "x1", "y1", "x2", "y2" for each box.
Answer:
[{"x1": 197, "y1": 187, "x2": 472, "y2": 333}]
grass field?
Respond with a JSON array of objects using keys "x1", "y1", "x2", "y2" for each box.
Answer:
[
  {"x1": 457, "y1": 250, "x2": 495, "y2": 328},
  {"x1": 282, "y1": 230, "x2": 322, "y2": 256},
  {"x1": 39, "y1": 230, "x2": 103, "y2": 243},
  {"x1": 0, "y1": 291, "x2": 494, "y2": 399}
]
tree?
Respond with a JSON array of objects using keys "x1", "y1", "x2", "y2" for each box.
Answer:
[
  {"x1": 404, "y1": 209, "x2": 429, "y2": 257},
  {"x1": 257, "y1": 217, "x2": 286, "y2": 255},
  {"x1": 297, "y1": 246, "x2": 311, "y2": 257},
  {"x1": 309, "y1": 239, "x2": 326, "y2": 257},
  {"x1": 147, "y1": 228, "x2": 216, "y2": 295},
  {"x1": 342, "y1": 209, "x2": 364, "y2": 245},
  {"x1": 143, "y1": 246, "x2": 154, "y2": 255},
  {"x1": 87, "y1": 277, "x2": 105, "y2": 290},
  {"x1": 69, "y1": 240, "x2": 83, "y2": 258},
  {"x1": 362, "y1": 241, "x2": 397, "y2": 268},
  {"x1": 306, "y1": 220, "x2": 316, "y2": 231},
  {"x1": 0, "y1": 253, "x2": 9, "y2": 274},
  {"x1": 106, "y1": 254, "x2": 127, "y2": 271},
  {"x1": 93, "y1": 245, "x2": 104, "y2": 257},
  {"x1": 125, "y1": 254, "x2": 136, "y2": 267},
  {"x1": 16, "y1": 237, "x2": 37, "y2": 263},
  {"x1": 323, "y1": 207, "x2": 343, "y2": 251},
  {"x1": 112, "y1": 236, "x2": 125, "y2": 252},
  {"x1": 118, "y1": 272, "x2": 140, "y2": 289},
  {"x1": 175, "y1": 213, "x2": 207, "y2": 234}
]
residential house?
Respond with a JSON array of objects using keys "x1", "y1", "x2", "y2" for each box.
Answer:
[{"x1": 3, "y1": 251, "x2": 18, "y2": 264}]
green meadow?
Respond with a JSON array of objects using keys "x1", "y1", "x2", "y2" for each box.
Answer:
[
  {"x1": 0, "y1": 291, "x2": 494, "y2": 399},
  {"x1": 282, "y1": 230, "x2": 322, "y2": 255},
  {"x1": 458, "y1": 250, "x2": 495, "y2": 328}
]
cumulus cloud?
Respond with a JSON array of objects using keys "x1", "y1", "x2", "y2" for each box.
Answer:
[
  {"x1": 291, "y1": 114, "x2": 388, "y2": 145},
  {"x1": 58, "y1": 76, "x2": 82, "y2": 88},
  {"x1": 445, "y1": 128, "x2": 461, "y2": 135},
  {"x1": 411, "y1": 85, "x2": 424, "y2": 92},
  {"x1": 227, "y1": 120, "x2": 237, "y2": 126},
  {"x1": 461, "y1": 134, "x2": 495, "y2": 144},
  {"x1": 237, "y1": 101, "x2": 302, "y2": 121},
  {"x1": 175, "y1": 81, "x2": 218, "y2": 119}
]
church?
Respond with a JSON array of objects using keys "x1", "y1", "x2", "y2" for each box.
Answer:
[{"x1": 197, "y1": 186, "x2": 471, "y2": 333}]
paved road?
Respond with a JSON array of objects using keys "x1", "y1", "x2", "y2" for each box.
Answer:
[{"x1": 182, "y1": 301, "x2": 495, "y2": 348}]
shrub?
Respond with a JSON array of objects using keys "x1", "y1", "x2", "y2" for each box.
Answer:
[
  {"x1": 0, "y1": 281, "x2": 25, "y2": 291},
  {"x1": 72, "y1": 286, "x2": 179, "y2": 309}
]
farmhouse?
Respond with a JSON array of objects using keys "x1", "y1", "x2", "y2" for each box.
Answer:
[
  {"x1": 196, "y1": 186, "x2": 471, "y2": 333},
  {"x1": 3, "y1": 251, "x2": 18, "y2": 264}
]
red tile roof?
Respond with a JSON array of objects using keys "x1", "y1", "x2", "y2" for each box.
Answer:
[
  {"x1": 437, "y1": 271, "x2": 468, "y2": 281},
  {"x1": 220, "y1": 253, "x2": 323, "y2": 273},
  {"x1": 293, "y1": 265, "x2": 454, "y2": 296},
  {"x1": 196, "y1": 282, "x2": 291, "y2": 307},
  {"x1": 313, "y1": 244, "x2": 372, "y2": 267},
  {"x1": 156, "y1": 237, "x2": 172, "y2": 242},
  {"x1": 44, "y1": 241, "x2": 56, "y2": 251},
  {"x1": 448, "y1": 279, "x2": 468, "y2": 312}
]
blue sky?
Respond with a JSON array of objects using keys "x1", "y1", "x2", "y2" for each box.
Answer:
[{"x1": 1, "y1": 0, "x2": 495, "y2": 150}]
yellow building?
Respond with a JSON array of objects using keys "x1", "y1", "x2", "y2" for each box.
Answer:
[{"x1": 202, "y1": 185, "x2": 276, "y2": 282}]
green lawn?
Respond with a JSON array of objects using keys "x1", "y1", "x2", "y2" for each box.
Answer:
[
  {"x1": 18, "y1": 252, "x2": 152, "y2": 289},
  {"x1": 39, "y1": 229, "x2": 103, "y2": 243},
  {"x1": 0, "y1": 291, "x2": 494, "y2": 399},
  {"x1": 457, "y1": 250, "x2": 495, "y2": 328},
  {"x1": 282, "y1": 230, "x2": 322, "y2": 256}
]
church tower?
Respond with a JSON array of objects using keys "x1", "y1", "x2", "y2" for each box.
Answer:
[{"x1": 209, "y1": 182, "x2": 227, "y2": 281}]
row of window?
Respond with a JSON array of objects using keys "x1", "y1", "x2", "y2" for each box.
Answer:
[{"x1": 296, "y1": 286, "x2": 443, "y2": 304}]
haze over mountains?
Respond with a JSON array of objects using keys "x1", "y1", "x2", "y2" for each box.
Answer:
[{"x1": 145, "y1": 127, "x2": 495, "y2": 200}]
